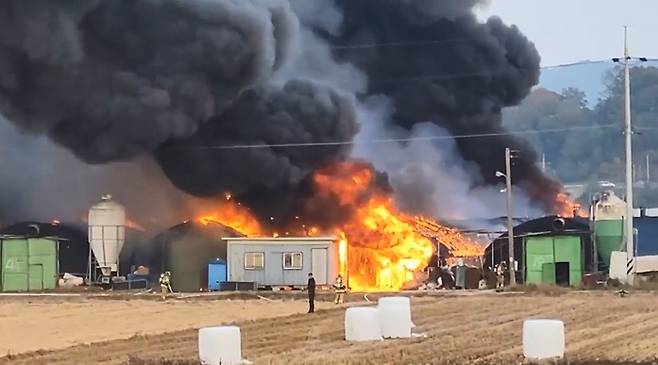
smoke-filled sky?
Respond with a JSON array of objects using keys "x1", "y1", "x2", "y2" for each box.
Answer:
[{"x1": 0, "y1": 0, "x2": 562, "y2": 231}]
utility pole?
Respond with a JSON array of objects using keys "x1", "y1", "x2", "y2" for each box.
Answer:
[
  {"x1": 541, "y1": 153, "x2": 546, "y2": 173},
  {"x1": 647, "y1": 154, "x2": 651, "y2": 182},
  {"x1": 622, "y1": 26, "x2": 635, "y2": 286},
  {"x1": 505, "y1": 148, "x2": 515, "y2": 286},
  {"x1": 496, "y1": 149, "x2": 518, "y2": 286},
  {"x1": 613, "y1": 26, "x2": 648, "y2": 285}
]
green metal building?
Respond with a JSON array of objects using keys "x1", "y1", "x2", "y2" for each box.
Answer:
[
  {"x1": 485, "y1": 216, "x2": 593, "y2": 287},
  {"x1": 1, "y1": 237, "x2": 59, "y2": 292},
  {"x1": 525, "y1": 235, "x2": 583, "y2": 286}
]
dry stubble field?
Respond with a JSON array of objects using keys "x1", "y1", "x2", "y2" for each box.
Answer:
[{"x1": 1, "y1": 292, "x2": 657, "y2": 365}]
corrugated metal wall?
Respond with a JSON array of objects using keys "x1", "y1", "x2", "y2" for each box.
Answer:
[
  {"x1": 163, "y1": 235, "x2": 226, "y2": 292},
  {"x1": 634, "y1": 217, "x2": 658, "y2": 256},
  {"x1": 1, "y1": 238, "x2": 58, "y2": 292},
  {"x1": 525, "y1": 236, "x2": 582, "y2": 286}
]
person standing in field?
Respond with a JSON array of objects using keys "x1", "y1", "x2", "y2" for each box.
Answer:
[{"x1": 307, "y1": 272, "x2": 316, "y2": 313}]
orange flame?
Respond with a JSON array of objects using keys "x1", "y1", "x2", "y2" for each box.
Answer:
[
  {"x1": 312, "y1": 162, "x2": 435, "y2": 292},
  {"x1": 554, "y1": 192, "x2": 588, "y2": 218},
  {"x1": 193, "y1": 162, "x2": 484, "y2": 292},
  {"x1": 197, "y1": 196, "x2": 262, "y2": 237}
]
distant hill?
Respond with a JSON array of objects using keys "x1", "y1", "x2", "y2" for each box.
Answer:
[{"x1": 538, "y1": 60, "x2": 658, "y2": 107}]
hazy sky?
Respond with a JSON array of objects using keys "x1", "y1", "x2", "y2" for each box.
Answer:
[{"x1": 478, "y1": 0, "x2": 658, "y2": 66}]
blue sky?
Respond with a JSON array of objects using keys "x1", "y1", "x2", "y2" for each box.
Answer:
[{"x1": 478, "y1": 0, "x2": 658, "y2": 66}]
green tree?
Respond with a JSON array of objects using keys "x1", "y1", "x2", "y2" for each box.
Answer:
[
  {"x1": 503, "y1": 87, "x2": 594, "y2": 182},
  {"x1": 504, "y1": 65, "x2": 658, "y2": 200}
]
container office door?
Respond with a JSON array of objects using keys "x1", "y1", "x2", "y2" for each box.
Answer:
[{"x1": 311, "y1": 248, "x2": 328, "y2": 285}]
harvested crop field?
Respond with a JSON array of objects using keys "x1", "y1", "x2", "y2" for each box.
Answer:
[{"x1": 1, "y1": 292, "x2": 657, "y2": 365}]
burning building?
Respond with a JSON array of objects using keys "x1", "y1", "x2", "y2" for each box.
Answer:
[
  {"x1": 148, "y1": 221, "x2": 242, "y2": 292},
  {"x1": 0, "y1": 1, "x2": 580, "y2": 292}
]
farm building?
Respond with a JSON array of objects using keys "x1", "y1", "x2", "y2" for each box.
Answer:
[
  {"x1": 484, "y1": 216, "x2": 594, "y2": 286},
  {"x1": 150, "y1": 222, "x2": 339, "y2": 292},
  {"x1": 633, "y1": 209, "x2": 658, "y2": 256},
  {"x1": 0, "y1": 236, "x2": 59, "y2": 292},
  {"x1": 224, "y1": 237, "x2": 339, "y2": 289},
  {"x1": 149, "y1": 221, "x2": 243, "y2": 292},
  {"x1": 1, "y1": 221, "x2": 88, "y2": 276}
]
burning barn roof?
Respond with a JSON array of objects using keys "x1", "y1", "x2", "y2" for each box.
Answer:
[{"x1": 0, "y1": 0, "x2": 578, "y2": 291}]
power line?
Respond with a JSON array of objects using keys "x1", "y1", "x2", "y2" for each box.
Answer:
[
  {"x1": 328, "y1": 37, "x2": 657, "y2": 67},
  {"x1": 192, "y1": 125, "x2": 619, "y2": 150},
  {"x1": 635, "y1": 126, "x2": 658, "y2": 131},
  {"x1": 541, "y1": 60, "x2": 611, "y2": 69},
  {"x1": 329, "y1": 36, "x2": 655, "y2": 70},
  {"x1": 330, "y1": 37, "x2": 486, "y2": 50},
  {"x1": 371, "y1": 69, "x2": 517, "y2": 84},
  {"x1": 367, "y1": 60, "x2": 619, "y2": 85}
]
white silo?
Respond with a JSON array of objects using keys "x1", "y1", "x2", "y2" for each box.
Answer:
[{"x1": 88, "y1": 195, "x2": 126, "y2": 278}]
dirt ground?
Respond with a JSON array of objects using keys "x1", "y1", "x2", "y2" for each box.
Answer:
[
  {"x1": 1, "y1": 291, "x2": 658, "y2": 365},
  {"x1": 0, "y1": 294, "x2": 332, "y2": 356}
]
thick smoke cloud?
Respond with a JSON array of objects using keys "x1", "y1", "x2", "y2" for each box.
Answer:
[
  {"x1": 312, "y1": 0, "x2": 562, "y2": 211},
  {"x1": 0, "y1": 0, "x2": 563, "y2": 231},
  {"x1": 0, "y1": 0, "x2": 298, "y2": 163},
  {"x1": 155, "y1": 79, "x2": 358, "y2": 220},
  {"x1": 0, "y1": 114, "x2": 197, "y2": 230},
  {"x1": 0, "y1": 0, "x2": 359, "y2": 225}
]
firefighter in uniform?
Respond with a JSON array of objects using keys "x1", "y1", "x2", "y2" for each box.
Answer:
[
  {"x1": 159, "y1": 271, "x2": 172, "y2": 300},
  {"x1": 495, "y1": 262, "x2": 507, "y2": 292},
  {"x1": 333, "y1": 275, "x2": 346, "y2": 304}
]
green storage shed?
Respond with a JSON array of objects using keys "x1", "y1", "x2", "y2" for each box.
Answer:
[
  {"x1": 485, "y1": 216, "x2": 593, "y2": 286},
  {"x1": 525, "y1": 235, "x2": 583, "y2": 286},
  {"x1": 1, "y1": 237, "x2": 58, "y2": 292}
]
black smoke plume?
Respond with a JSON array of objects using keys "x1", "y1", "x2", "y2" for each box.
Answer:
[
  {"x1": 0, "y1": 0, "x2": 563, "y2": 229},
  {"x1": 314, "y1": 0, "x2": 562, "y2": 211},
  {"x1": 155, "y1": 79, "x2": 358, "y2": 222},
  {"x1": 0, "y1": 0, "x2": 357, "y2": 225},
  {"x1": 0, "y1": 0, "x2": 298, "y2": 162}
]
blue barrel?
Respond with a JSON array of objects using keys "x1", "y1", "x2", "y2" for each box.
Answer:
[{"x1": 208, "y1": 259, "x2": 227, "y2": 291}]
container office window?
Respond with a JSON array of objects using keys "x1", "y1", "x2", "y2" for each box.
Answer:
[
  {"x1": 244, "y1": 252, "x2": 265, "y2": 270},
  {"x1": 283, "y1": 252, "x2": 303, "y2": 270}
]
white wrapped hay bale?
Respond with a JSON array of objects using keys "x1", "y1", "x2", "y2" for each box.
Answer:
[
  {"x1": 198, "y1": 326, "x2": 242, "y2": 365},
  {"x1": 345, "y1": 307, "x2": 382, "y2": 342},
  {"x1": 523, "y1": 320, "x2": 565, "y2": 360},
  {"x1": 377, "y1": 296, "x2": 412, "y2": 339}
]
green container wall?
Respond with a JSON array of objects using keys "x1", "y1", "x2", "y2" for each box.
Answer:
[
  {"x1": 164, "y1": 236, "x2": 226, "y2": 292},
  {"x1": 594, "y1": 220, "x2": 624, "y2": 269},
  {"x1": 1, "y1": 238, "x2": 58, "y2": 292},
  {"x1": 525, "y1": 236, "x2": 582, "y2": 287},
  {"x1": 525, "y1": 237, "x2": 554, "y2": 285}
]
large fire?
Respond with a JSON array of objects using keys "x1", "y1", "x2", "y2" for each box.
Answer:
[
  {"x1": 193, "y1": 162, "x2": 490, "y2": 292},
  {"x1": 311, "y1": 162, "x2": 434, "y2": 291}
]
